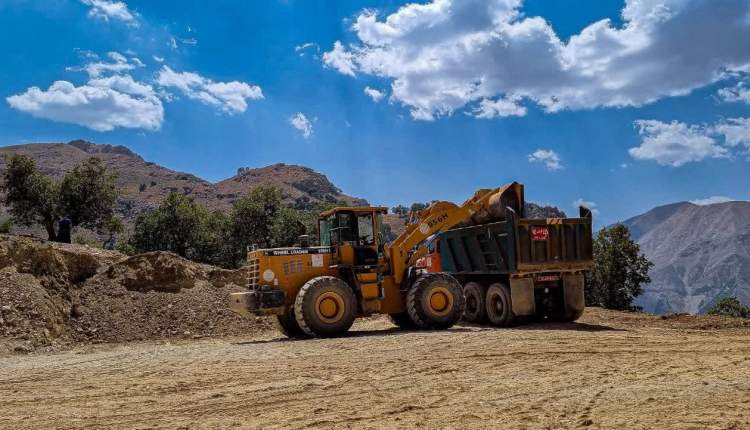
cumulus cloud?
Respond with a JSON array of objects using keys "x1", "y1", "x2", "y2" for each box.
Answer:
[
  {"x1": 629, "y1": 120, "x2": 727, "y2": 167},
  {"x1": 322, "y1": 0, "x2": 750, "y2": 120},
  {"x1": 473, "y1": 95, "x2": 527, "y2": 119},
  {"x1": 289, "y1": 113, "x2": 313, "y2": 139},
  {"x1": 364, "y1": 86, "x2": 386, "y2": 102},
  {"x1": 295, "y1": 42, "x2": 320, "y2": 57},
  {"x1": 528, "y1": 149, "x2": 562, "y2": 171},
  {"x1": 6, "y1": 79, "x2": 163, "y2": 132},
  {"x1": 718, "y1": 81, "x2": 750, "y2": 104},
  {"x1": 573, "y1": 198, "x2": 600, "y2": 216},
  {"x1": 322, "y1": 41, "x2": 356, "y2": 77},
  {"x1": 629, "y1": 118, "x2": 750, "y2": 166},
  {"x1": 690, "y1": 196, "x2": 736, "y2": 206},
  {"x1": 156, "y1": 66, "x2": 263, "y2": 114},
  {"x1": 80, "y1": 0, "x2": 138, "y2": 26},
  {"x1": 713, "y1": 118, "x2": 750, "y2": 149}
]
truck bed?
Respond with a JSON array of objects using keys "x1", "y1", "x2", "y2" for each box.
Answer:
[{"x1": 437, "y1": 208, "x2": 593, "y2": 275}]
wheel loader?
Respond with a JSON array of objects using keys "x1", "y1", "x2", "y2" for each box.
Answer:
[{"x1": 229, "y1": 182, "x2": 566, "y2": 337}]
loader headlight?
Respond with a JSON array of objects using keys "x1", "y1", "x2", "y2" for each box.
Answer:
[{"x1": 262, "y1": 269, "x2": 276, "y2": 282}]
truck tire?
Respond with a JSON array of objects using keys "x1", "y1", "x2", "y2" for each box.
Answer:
[
  {"x1": 407, "y1": 273, "x2": 465, "y2": 330},
  {"x1": 486, "y1": 283, "x2": 515, "y2": 327},
  {"x1": 294, "y1": 276, "x2": 356, "y2": 337},
  {"x1": 275, "y1": 307, "x2": 309, "y2": 338},
  {"x1": 388, "y1": 312, "x2": 417, "y2": 330},
  {"x1": 463, "y1": 282, "x2": 487, "y2": 323}
]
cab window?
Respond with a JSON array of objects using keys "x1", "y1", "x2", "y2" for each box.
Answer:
[
  {"x1": 357, "y1": 213, "x2": 374, "y2": 246},
  {"x1": 318, "y1": 217, "x2": 332, "y2": 246}
]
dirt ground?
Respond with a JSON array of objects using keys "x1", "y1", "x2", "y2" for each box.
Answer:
[{"x1": 1, "y1": 308, "x2": 749, "y2": 430}]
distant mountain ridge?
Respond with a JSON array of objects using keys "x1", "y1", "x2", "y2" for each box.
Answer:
[
  {"x1": 620, "y1": 201, "x2": 750, "y2": 314},
  {"x1": 0, "y1": 140, "x2": 367, "y2": 234}
]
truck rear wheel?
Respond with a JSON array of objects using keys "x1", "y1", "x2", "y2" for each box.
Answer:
[
  {"x1": 407, "y1": 273, "x2": 465, "y2": 330},
  {"x1": 486, "y1": 283, "x2": 515, "y2": 327},
  {"x1": 294, "y1": 276, "x2": 356, "y2": 337},
  {"x1": 275, "y1": 307, "x2": 309, "y2": 338},
  {"x1": 462, "y1": 282, "x2": 487, "y2": 323}
]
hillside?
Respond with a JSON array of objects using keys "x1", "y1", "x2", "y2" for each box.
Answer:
[
  {"x1": 621, "y1": 201, "x2": 750, "y2": 314},
  {"x1": 0, "y1": 140, "x2": 367, "y2": 235}
]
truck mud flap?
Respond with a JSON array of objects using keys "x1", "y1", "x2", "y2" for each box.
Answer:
[
  {"x1": 562, "y1": 273, "x2": 585, "y2": 320},
  {"x1": 510, "y1": 277, "x2": 535, "y2": 316}
]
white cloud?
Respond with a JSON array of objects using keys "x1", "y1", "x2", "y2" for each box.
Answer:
[
  {"x1": 322, "y1": 0, "x2": 750, "y2": 120},
  {"x1": 6, "y1": 79, "x2": 163, "y2": 132},
  {"x1": 289, "y1": 113, "x2": 313, "y2": 139},
  {"x1": 713, "y1": 117, "x2": 750, "y2": 150},
  {"x1": 153, "y1": 55, "x2": 165, "y2": 63},
  {"x1": 80, "y1": 0, "x2": 138, "y2": 26},
  {"x1": 322, "y1": 41, "x2": 356, "y2": 77},
  {"x1": 528, "y1": 149, "x2": 562, "y2": 171},
  {"x1": 473, "y1": 95, "x2": 527, "y2": 119},
  {"x1": 630, "y1": 118, "x2": 750, "y2": 166},
  {"x1": 295, "y1": 42, "x2": 320, "y2": 57},
  {"x1": 690, "y1": 196, "x2": 736, "y2": 206},
  {"x1": 156, "y1": 66, "x2": 263, "y2": 114},
  {"x1": 364, "y1": 86, "x2": 386, "y2": 102},
  {"x1": 718, "y1": 81, "x2": 750, "y2": 104},
  {"x1": 573, "y1": 198, "x2": 600, "y2": 216},
  {"x1": 68, "y1": 51, "x2": 143, "y2": 78}
]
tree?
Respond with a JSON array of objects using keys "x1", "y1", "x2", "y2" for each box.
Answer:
[
  {"x1": 391, "y1": 205, "x2": 409, "y2": 218},
  {"x1": 708, "y1": 297, "x2": 750, "y2": 318},
  {"x1": 224, "y1": 187, "x2": 307, "y2": 267},
  {"x1": 1, "y1": 154, "x2": 119, "y2": 241},
  {"x1": 586, "y1": 224, "x2": 653, "y2": 311},
  {"x1": 128, "y1": 193, "x2": 225, "y2": 263}
]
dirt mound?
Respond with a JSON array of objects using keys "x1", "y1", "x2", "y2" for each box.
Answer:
[{"x1": 0, "y1": 235, "x2": 267, "y2": 354}]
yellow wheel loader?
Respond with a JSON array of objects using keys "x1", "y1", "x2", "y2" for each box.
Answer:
[{"x1": 230, "y1": 183, "x2": 526, "y2": 338}]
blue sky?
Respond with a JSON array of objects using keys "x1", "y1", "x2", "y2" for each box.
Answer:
[{"x1": 1, "y1": 0, "x2": 749, "y2": 227}]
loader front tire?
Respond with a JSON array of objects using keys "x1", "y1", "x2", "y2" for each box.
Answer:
[
  {"x1": 407, "y1": 273, "x2": 465, "y2": 330},
  {"x1": 486, "y1": 283, "x2": 515, "y2": 327},
  {"x1": 275, "y1": 307, "x2": 309, "y2": 339},
  {"x1": 294, "y1": 276, "x2": 356, "y2": 337},
  {"x1": 462, "y1": 282, "x2": 487, "y2": 324}
]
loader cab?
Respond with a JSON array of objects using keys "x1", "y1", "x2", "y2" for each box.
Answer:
[{"x1": 318, "y1": 207, "x2": 388, "y2": 267}]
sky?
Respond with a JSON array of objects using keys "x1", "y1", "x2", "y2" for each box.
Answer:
[{"x1": 1, "y1": 0, "x2": 749, "y2": 227}]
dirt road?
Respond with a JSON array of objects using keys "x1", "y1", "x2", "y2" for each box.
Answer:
[{"x1": 1, "y1": 308, "x2": 749, "y2": 429}]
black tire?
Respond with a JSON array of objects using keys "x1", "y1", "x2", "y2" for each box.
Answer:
[
  {"x1": 463, "y1": 282, "x2": 487, "y2": 323},
  {"x1": 274, "y1": 306, "x2": 309, "y2": 338},
  {"x1": 406, "y1": 273, "x2": 465, "y2": 330},
  {"x1": 388, "y1": 312, "x2": 417, "y2": 330},
  {"x1": 294, "y1": 276, "x2": 356, "y2": 337},
  {"x1": 486, "y1": 283, "x2": 515, "y2": 327}
]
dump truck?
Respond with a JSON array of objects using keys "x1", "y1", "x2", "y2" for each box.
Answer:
[{"x1": 415, "y1": 204, "x2": 593, "y2": 326}]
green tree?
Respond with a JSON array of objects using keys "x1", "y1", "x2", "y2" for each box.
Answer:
[
  {"x1": 272, "y1": 207, "x2": 307, "y2": 247},
  {"x1": 1, "y1": 154, "x2": 119, "y2": 241},
  {"x1": 708, "y1": 297, "x2": 750, "y2": 318},
  {"x1": 129, "y1": 193, "x2": 225, "y2": 263},
  {"x1": 586, "y1": 224, "x2": 653, "y2": 311},
  {"x1": 391, "y1": 205, "x2": 409, "y2": 218}
]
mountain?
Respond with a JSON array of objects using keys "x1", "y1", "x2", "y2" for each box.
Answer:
[
  {"x1": 0, "y1": 140, "x2": 367, "y2": 235},
  {"x1": 620, "y1": 201, "x2": 750, "y2": 314}
]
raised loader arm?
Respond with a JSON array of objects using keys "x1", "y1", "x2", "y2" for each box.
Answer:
[{"x1": 385, "y1": 182, "x2": 524, "y2": 285}]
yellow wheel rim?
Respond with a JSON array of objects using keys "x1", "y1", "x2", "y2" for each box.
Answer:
[
  {"x1": 426, "y1": 286, "x2": 453, "y2": 317},
  {"x1": 315, "y1": 291, "x2": 345, "y2": 324}
]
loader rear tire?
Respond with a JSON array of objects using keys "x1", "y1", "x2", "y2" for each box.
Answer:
[
  {"x1": 294, "y1": 276, "x2": 356, "y2": 337},
  {"x1": 388, "y1": 312, "x2": 417, "y2": 330},
  {"x1": 462, "y1": 282, "x2": 487, "y2": 324},
  {"x1": 274, "y1": 307, "x2": 309, "y2": 339},
  {"x1": 486, "y1": 283, "x2": 515, "y2": 327},
  {"x1": 407, "y1": 273, "x2": 465, "y2": 330}
]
